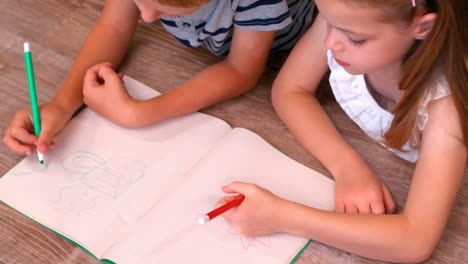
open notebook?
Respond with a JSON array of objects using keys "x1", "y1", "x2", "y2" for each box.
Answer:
[{"x1": 0, "y1": 76, "x2": 335, "y2": 264}]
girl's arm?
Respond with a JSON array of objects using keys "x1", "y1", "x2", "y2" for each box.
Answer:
[
  {"x1": 221, "y1": 97, "x2": 466, "y2": 262},
  {"x1": 272, "y1": 15, "x2": 395, "y2": 214},
  {"x1": 220, "y1": 13, "x2": 466, "y2": 263},
  {"x1": 277, "y1": 96, "x2": 467, "y2": 262}
]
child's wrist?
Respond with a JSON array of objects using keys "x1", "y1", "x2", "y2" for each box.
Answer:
[
  {"x1": 125, "y1": 100, "x2": 142, "y2": 126},
  {"x1": 274, "y1": 199, "x2": 302, "y2": 234},
  {"x1": 328, "y1": 149, "x2": 365, "y2": 181},
  {"x1": 52, "y1": 90, "x2": 85, "y2": 114},
  {"x1": 50, "y1": 97, "x2": 78, "y2": 119}
]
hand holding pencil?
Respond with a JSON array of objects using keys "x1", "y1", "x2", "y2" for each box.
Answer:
[
  {"x1": 3, "y1": 43, "x2": 70, "y2": 158},
  {"x1": 199, "y1": 194, "x2": 245, "y2": 224},
  {"x1": 205, "y1": 181, "x2": 287, "y2": 236},
  {"x1": 23, "y1": 42, "x2": 45, "y2": 163}
]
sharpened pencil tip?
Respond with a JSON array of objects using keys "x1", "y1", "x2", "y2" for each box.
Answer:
[{"x1": 40, "y1": 160, "x2": 44, "y2": 165}]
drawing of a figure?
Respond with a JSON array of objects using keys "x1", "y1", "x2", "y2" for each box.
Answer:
[{"x1": 55, "y1": 151, "x2": 145, "y2": 215}]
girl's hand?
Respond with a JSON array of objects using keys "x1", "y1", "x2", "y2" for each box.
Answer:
[
  {"x1": 334, "y1": 166, "x2": 396, "y2": 214},
  {"x1": 2, "y1": 101, "x2": 71, "y2": 156},
  {"x1": 215, "y1": 181, "x2": 286, "y2": 236},
  {"x1": 83, "y1": 62, "x2": 136, "y2": 126}
]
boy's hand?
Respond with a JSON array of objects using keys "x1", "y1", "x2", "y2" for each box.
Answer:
[
  {"x1": 83, "y1": 62, "x2": 135, "y2": 126},
  {"x1": 215, "y1": 181, "x2": 285, "y2": 236},
  {"x1": 334, "y1": 166, "x2": 396, "y2": 214},
  {"x1": 3, "y1": 101, "x2": 70, "y2": 156}
]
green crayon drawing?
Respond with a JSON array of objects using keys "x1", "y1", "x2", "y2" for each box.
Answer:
[
  {"x1": 55, "y1": 151, "x2": 146, "y2": 215},
  {"x1": 9, "y1": 161, "x2": 49, "y2": 176}
]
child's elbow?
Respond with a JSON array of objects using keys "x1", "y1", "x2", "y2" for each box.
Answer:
[
  {"x1": 399, "y1": 245, "x2": 433, "y2": 263},
  {"x1": 397, "y1": 234, "x2": 437, "y2": 263},
  {"x1": 271, "y1": 80, "x2": 286, "y2": 109}
]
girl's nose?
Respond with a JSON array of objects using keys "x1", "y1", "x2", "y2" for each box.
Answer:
[{"x1": 324, "y1": 25, "x2": 345, "y2": 52}]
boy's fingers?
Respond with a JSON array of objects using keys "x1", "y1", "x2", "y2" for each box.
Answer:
[
  {"x1": 89, "y1": 62, "x2": 113, "y2": 71},
  {"x1": 3, "y1": 134, "x2": 34, "y2": 155},
  {"x1": 37, "y1": 126, "x2": 56, "y2": 154},
  {"x1": 83, "y1": 66, "x2": 101, "y2": 88},
  {"x1": 11, "y1": 111, "x2": 34, "y2": 131},
  {"x1": 7, "y1": 127, "x2": 37, "y2": 145},
  {"x1": 98, "y1": 66, "x2": 121, "y2": 86},
  {"x1": 84, "y1": 62, "x2": 114, "y2": 87}
]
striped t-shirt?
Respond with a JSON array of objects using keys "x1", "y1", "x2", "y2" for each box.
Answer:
[{"x1": 159, "y1": 0, "x2": 315, "y2": 56}]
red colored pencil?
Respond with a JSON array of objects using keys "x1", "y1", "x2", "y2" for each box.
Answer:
[{"x1": 198, "y1": 194, "x2": 245, "y2": 224}]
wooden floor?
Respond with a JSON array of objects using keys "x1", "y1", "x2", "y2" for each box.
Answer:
[{"x1": 0, "y1": 1, "x2": 467, "y2": 263}]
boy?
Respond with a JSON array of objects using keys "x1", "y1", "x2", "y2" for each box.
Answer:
[{"x1": 3, "y1": 0, "x2": 314, "y2": 155}]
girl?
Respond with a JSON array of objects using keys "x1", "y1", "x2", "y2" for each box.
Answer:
[{"x1": 217, "y1": 0, "x2": 467, "y2": 262}]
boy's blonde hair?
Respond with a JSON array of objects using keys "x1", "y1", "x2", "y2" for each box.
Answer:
[
  {"x1": 343, "y1": 0, "x2": 468, "y2": 150},
  {"x1": 159, "y1": 0, "x2": 211, "y2": 8}
]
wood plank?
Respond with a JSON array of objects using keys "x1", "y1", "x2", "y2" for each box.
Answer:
[{"x1": 0, "y1": 0, "x2": 466, "y2": 263}]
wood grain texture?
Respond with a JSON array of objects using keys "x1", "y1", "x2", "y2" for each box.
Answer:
[{"x1": 0, "y1": 0, "x2": 467, "y2": 263}]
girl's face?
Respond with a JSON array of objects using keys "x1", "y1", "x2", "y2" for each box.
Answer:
[
  {"x1": 316, "y1": 0, "x2": 417, "y2": 75},
  {"x1": 133, "y1": 0, "x2": 202, "y2": 22}
]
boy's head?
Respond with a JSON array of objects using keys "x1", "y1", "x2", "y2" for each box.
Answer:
[
  {"x1": 158, "y1": 0, "x2": 211, "y2": 8},
  {"x1": 134, "y1": 0, "x2": 211, "y2": 23}
]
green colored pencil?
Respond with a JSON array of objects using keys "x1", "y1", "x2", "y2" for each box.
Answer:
[{"x1": 23, "y1": 42, "x2": 44, "y2": 164}]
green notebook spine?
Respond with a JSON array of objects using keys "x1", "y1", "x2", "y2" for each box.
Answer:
[{"x1": 289, "y1": 239, "x2": 312, "y2": 264}]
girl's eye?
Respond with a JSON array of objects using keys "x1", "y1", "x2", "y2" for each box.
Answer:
[{"x1": 348, "y1": 38, "x2": 367, "y2": 46}]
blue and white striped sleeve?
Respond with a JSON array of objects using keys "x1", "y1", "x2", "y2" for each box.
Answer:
[{"x1": 233, "y1": 0, "x2": 292, "y2": 31}]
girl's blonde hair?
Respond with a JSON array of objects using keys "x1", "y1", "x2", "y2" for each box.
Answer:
[{"x1": 344, "y1": 0, "x2": 468, "y2": 150}]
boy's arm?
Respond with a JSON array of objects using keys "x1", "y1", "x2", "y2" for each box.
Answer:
[
  {"x1": 3, "y1": 0, "x2": 139, "y2": 155},
  {"x1": 115, "y1": 27, "x2": 276, "y2": 127},
  {"x1": 54, "y1": 0, "x2": 139, "y2": 116}
]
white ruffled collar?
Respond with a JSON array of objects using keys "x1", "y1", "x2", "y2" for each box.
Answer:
[{"x1": 326, "y1": 50, "x2": 420, "y2": 162}]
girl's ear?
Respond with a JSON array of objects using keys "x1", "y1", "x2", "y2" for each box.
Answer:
[{"x1": 413, "y1": 13, "x2": 437, "y2": 40}]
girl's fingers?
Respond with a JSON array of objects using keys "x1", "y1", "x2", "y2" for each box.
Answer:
[
  {"x1": 335, "y1": 200, "x2": 345, "y2": 213},
  {"x1": 382, "y1": 185, "x2": 397, "y2": 213},
  {"x1": 344, "y1": 204, "x2": 358, "y2": 214},
  {"x1": 357, "y1": 203, "x2": 371, "y2": 214},
  {"x1": 222, "y1": 181, "x2": 250, "y2": 194},
  {"x1": 370, "y1": 199, "x2": 385, "y2": 214}
]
